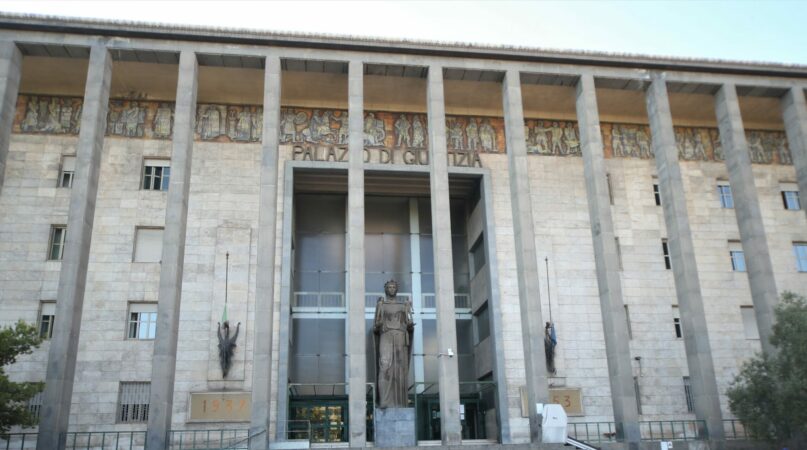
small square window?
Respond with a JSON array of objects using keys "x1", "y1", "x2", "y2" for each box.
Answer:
[
  {"x1": 39, "y1": 302, "x2": 56, "y2": 340},
  {"x1": 718, "y1": 184, "x2": 734, "y2": 209},
  {"x1": 653, "y1": 183, "x2": 661, "y2": 206},
  {"x1": 127, "y1": 303, "x2": 158, "y2": 340},
  {"x1": 793, "y1": 243, "x2": 807, "y2": 272},
  {"x1": 729, "y1": 241, "x2": 746, "y2": 272},
  {"x1": 118, "y1": 382, "x2": 150, "y2": 423},
  {"x1": 133, "y1": 227, "x2": 164, "y2": 263},
  {"x1": 48, "y1": 225, "x2": 66, "y2": 261},
  {"x1": 782, "y1": 191, "x2": 801, "y2": 210},
  {"x1": 142, "y1": 159, "x2": 171, "y2": 191},
  {"x1": 58, "y1": 155, "x2": 76, "y2": 188},
  {"x1": 662, "y1": 239, "x2": 671, "y2": 270}
]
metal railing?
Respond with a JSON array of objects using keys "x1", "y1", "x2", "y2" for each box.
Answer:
[
  {"x1": 292, "y1": 292, "x2": 345, "y2": 311},
  {"x1": 640, "y1": 420, "x2": 705, "y2": 441},
  {"x1": 1, "y1": 429, "x2": 266, "y2": 450},
  {"x1": 168, "y1": 429, "x2": 250, "y2": 449},
  {"x1": 284, "y1": 420, "x2": 312, "y2": 441},
  {"x1": 723, "y1": 419, "x2": 750, "y2": 440},
  {"x1": 421, "y1": 293, "x2": 470, "y2": 310},
  {"x1": 567, "y1": 422, "x2": 617, "y2": 443}
]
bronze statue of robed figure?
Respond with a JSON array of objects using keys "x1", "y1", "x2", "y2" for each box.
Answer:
[{"x1": 373, "y1": 279, "x2": 414, "y2": 409}]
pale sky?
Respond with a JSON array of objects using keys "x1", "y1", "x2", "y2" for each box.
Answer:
[{"x1": 2, "y1": 0, "x2": 806, "y2": 65}]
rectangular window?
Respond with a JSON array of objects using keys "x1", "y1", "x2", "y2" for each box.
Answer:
[
  {"x1": 58, "y1": 155, "x2": 76, "y2": 188},
  {"x1": 606, "y1": 173, "x2": 615, "y2": 205},
  {"x1": 653, "y1": 183, "x2": 661, "y2": 206},
  {"x1": 633, "y1": 376, "x2": 642, "y2": 415},
  {"x1": 48, "y1": 225, "x2": 66, "y2": 261},
  {"x1": 782, "y1": 191, "x2": 801, "y2": 210},
  {"x1": 793, "y1": 243, "x2": 807, "y2": 272},
  {"x1": 470, "y1": 234, "x2": 486, "y2": 276},
  {"x1": 615, "y1": 237, "x2": 623, "y2": 270},
  {"x1": 780, "y1": 183, "x2": 801, "y2": 210},
  {"x1": 27, "y1": 391, "x2": 43, "y2": 419},
  {"x1": 729, "y1": 241, "x2": 746, "y2": 272},
  {"x1": 127, "y1": 303, "x2": 158, "y2": 340},
  {"x1": 142, "y1": 159, "x2": 171, "y2": 191},
  {"x1": 133, "y1": 227, "x2": 164, "y2": 263},
  {"x1": 672, "y1": 305, "x2": 682, "y2": 338},
  {"x1": 474, "y1": 303, "x2": 490, "y2": 344},
  {"x1": 662, "y1": 239, "x2": 671, "y2": 270},
  {"x1": 624, "y1": 304, "x2": 632, "y2": 339},
  {"x1": 683, "y1": 376, "x2": 694, "y2": 413},
  {"x1": 741, "y1": 306, "x2": 759, "y2": 340},
  {"x1": 718, "y1": 184, "x2": 734, "y2": 209},
  {"x1": 118, "y1": 382, "x2": 150, "y2": 423},
  {"x1": 39, "y1": 302, "x2": 56, "y2": 340}
]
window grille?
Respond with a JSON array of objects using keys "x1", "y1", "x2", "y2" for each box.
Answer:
[
  {"x1": 118, "y1": 382, "x2": 150, "y2": 423},
  {"x1": 27, "y1": 391, "x2": 43, "y2": 419},
  {"x1": 662, "y1": 239, "x2": 671, "y2": 270},
  {"x1": 683, "y1": 376, "x2": 694, "y2": 413},
  {"x1": 653, "y1": 183, "x2": 661, "y2": 206}
]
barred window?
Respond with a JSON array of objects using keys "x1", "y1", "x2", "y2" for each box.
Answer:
[
  {"x1": 662, "y1": 239, "x2": 671, "y2": 270},
  {"x1": 127, "y1": 303, "x2": 157, "y2": 340},
  {"x1": 683, "y1": 376, "x2": 694, "y2": 413},
  {"x1": 672, "y1": 305, "x2": 682, "y2": 339},
  {"x1": 48, "y1": 225, "x2": 66, "y2": 261},
  {"x1": 27, "y1": 391, "x2": 43, "y2": 419},
  {"x1": 39, "y1": 302, "x2": 56, "y2": 340},
  {"x1": 142, "y1": 159, "x2": 171, "y2": 191},
  {"x1": 653, "y1": 183, "x2": 661, "y2": 206},
  {"x1": 118, "y1": 382, "x2": 150, "y2": 423},
  {"x1": 58, "y1": 155, "x2": 76, "y2": 188}
]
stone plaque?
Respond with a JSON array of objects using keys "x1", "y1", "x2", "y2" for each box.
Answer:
[
  {"x1": 549, "y1": 388, "x2": 583, "y2": 416},
  {"x1": 188, "y1": 392, "x2": 250, "y2": 422},
  {"x1": 520, "y1": 386, "x2": 584, "y2": 417}
]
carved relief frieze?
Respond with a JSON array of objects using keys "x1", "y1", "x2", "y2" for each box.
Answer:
[
  {"x1": 15, "y1": 95, "x2": 83, "y2": 135},
  {"x1": 197, "y1": 104, "x2": 263, "y2": 143}
]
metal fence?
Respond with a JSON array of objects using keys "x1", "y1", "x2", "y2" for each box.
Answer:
[
  {"x1": 640, "y1": 420, "x2": 705, "y2": 441},
  {"x1": 567, "y1": 422, "x2": 617, "y2": 443},
  {"x1": 723, "y1": 419, "x2": 750, "y2": 440},
  {"x1": 1, "y1": 429, "x2": 264, "y2": 450}
]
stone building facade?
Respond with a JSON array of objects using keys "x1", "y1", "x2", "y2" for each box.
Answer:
[{"x1": 0, "y1": 13, "x2": 806, "y2": 450}]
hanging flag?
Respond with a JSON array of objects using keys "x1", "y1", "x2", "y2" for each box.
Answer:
[
  {"x1": 221, "y1": 303, "x2": 228, "y2": 323},
  {"x1": 549, "y1": 322, "x2": 557, "y2": 346}
]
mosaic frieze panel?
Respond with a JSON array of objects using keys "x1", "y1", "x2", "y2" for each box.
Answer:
[
  {"x1": 524, "y1": 119, "x2": 581, "y2": 156},
  {"x1": 445, "y1": 116, "x2": 505, "y2": 153},
  {"x1": 196, "y1": 104, "x2": 263, "y2": 143},
  {"x1": 10, "y1": 95, "x2": 795, "y2": 165},
  {"x1": 15, "y1": 95, "x2": 83, "y2": 135},
  {"x1": 107, "y1": 100, "x2": 174, "y2": 139}
]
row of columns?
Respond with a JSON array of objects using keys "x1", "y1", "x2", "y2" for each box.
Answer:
[{"x1": 0, "y1": 38, "x2": 804, "y2": 449}]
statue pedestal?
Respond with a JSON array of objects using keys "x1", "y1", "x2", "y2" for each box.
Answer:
[{"x1": 374, "y1": 407, "x2": 416, "y2": 447}]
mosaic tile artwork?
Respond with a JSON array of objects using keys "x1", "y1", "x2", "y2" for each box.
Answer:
[{"x1": 11, "y1": 94, "x2": 793, "y2": 165}]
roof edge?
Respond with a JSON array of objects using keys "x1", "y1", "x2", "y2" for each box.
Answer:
[{"x1": 2, "y1": 12, "x2": 807, "y2": 79}]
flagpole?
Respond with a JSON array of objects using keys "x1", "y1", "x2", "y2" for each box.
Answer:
[{"x1": 545, "y1": 256, "x2": 552, "y2": 323}]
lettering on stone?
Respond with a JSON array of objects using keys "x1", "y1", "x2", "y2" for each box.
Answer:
[{"x1": 525, "y1": 119, "x2": 581, "y2": 156}]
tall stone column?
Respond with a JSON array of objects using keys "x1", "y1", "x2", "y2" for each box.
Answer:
[
  {"x1": 715, "y1": 84, "x2": 777, "y2": 355},
  {"x1": 575, "y1": 74, "x2": 641, "y2": 448},
  {"x1": 781, "y1": 87, "x2": 807, "y2": 223},
  {"x1": 426, "y1": 64, "x2": 463, "y2": 445},
  {"x1": 146, "y1": 50, "x2": 198, "y2": 450},
  {"x1": 646, "y1": 75, "x2": 725, "y2": 442},
  {"x1": 250, "y1": 55, "x2": 281, "y2": 450},
  {"x1": 37, "y1": 44, "x2": 112, "y2": 450},
  {"x1": 0, "y1": 41, "x2": 21, "y2": 193},
  {"x1": 501, "y1": 69, "x2": 550, "y2": 442},
  {"x1": 347, "y1": 59, "x2": 367, "y2": 447}
]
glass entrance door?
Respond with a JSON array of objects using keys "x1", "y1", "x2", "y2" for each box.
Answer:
[{"x1": 289, "y1": 399, "x2": 348, "y2": 443}]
